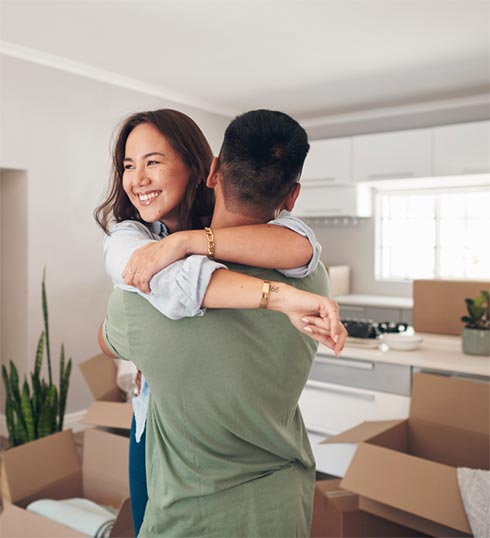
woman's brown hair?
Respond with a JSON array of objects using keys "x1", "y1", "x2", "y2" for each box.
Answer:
[{"x1": 95, "y1": 109, "x2": 214, "y2": 234}]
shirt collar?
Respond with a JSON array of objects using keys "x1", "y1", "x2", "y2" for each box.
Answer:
[{"x1": 150, "y1": 221, "x2": 170, "y2": 238}]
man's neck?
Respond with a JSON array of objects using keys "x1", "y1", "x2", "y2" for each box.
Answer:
[{"x1": 210, "y1": 204, "x2": 274, "y2": 229}]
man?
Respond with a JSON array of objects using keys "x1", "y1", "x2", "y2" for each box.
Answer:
[{"x1": 101, "y1": 110, "x2": 339, "y2": 537}]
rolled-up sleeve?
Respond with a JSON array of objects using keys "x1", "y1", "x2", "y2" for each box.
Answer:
[
  {"x1": 104, "y1": 221, "x2": 157, "y2": 287},
  {"x1": 103, "y1": 221, "x2": 227, "y2": 319},
  {"x1": 146, "y1": 255, "x2": 227, "y2": 319},
  {"x1": 268, "y1": 214, "x2": 322, "y2": 278}
]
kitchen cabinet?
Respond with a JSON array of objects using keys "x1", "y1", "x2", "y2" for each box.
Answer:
[
  {"x1": 433, "y1": 121, "x2": 490, "y2": 176},
  {"x1": 339, "y1": 304, "x2": 412, "y2": 324},
  {"x1": 299, "y1": 352, "x2": 411, "y2": 436},
  {"x1": 352, "y1": 128, "x2": 432, "y2": 182},
  {"x1": 299, "y1": 379, "x2": 410, "y2": 437},
  {"x1": 293, "y1": 184, "x2": 371, "y2": 218},
  {"x1": 301, "y1": 138, "x2": 351, "y2": 184},
  {"x1": 309, "y1": 354, "x2": 411, "y2": 395},
  {"x1": 300, "y1": 334, "x2": 489, "y2": 439}
]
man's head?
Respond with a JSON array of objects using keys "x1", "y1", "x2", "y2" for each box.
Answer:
[{"x1": 210, "y1": 110, "x2": 309, "y2": 221}]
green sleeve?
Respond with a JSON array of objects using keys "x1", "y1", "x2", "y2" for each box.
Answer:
[{"x1": 102, "y1": 289, "x2": 131, "y2": 361}]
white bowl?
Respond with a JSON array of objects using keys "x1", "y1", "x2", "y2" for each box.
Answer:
[{"x1": 381, "y1": 333, "x2": 423, "y2": 351}]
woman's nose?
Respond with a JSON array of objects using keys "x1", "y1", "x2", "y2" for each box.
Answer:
[{"x1": 135, "y1": 166, "x2": 150, "y2": 186}]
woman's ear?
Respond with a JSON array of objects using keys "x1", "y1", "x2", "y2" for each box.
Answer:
[
  {"x1": 206, "y1": 157, "x2": 219, "y2": 188},
  {"x1": 282, "y1": 182, "x2": 301, "y2": 212}
]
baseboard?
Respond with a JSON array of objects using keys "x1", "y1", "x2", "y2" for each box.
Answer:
[
  {"x1": 0, "y1": 413, "x2": 7, "y2": 439},
  {"x1": 0, "y1": 409, "x2": 88, "y2": 440}
]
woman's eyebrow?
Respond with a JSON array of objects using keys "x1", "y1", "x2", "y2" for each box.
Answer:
[{"x1": 123, "y1": 152, "x2": 166, "y2": 162}]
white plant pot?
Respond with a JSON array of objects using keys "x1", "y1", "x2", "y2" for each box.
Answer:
[{"x1": 462, "y1": 328, "x2": 490, "y2": 356}]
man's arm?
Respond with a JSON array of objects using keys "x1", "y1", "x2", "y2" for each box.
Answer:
[{"x1": 98, "y1": 322, "x2": 116, "y2": 358}]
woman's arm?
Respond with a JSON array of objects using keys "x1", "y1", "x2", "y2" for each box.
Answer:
[
  {"x1": 123, "y1": 216, "x2": 321, "y2": 293},
  {"x1": 200, "y1": 268, "x2": 346, "y2": 355}
]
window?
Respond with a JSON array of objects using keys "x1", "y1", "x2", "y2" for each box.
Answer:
[{"x1": 376, "y1": 186, "x2": 490, "y2": 281}]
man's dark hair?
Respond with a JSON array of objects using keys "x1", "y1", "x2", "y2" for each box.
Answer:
[{"x1": 217, "y1": 110, "x2": 310, "y2": 218}]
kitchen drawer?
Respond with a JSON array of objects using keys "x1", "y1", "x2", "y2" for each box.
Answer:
[
  {"x1": 299, "y1": 380, "x2": 410, "y2": 437},
  {"x1": 310, "y1": 354, "x2": 411, "y2": 396},
  {"x1": 339, "y1": 305, "x2": 403, "y2": 323}
]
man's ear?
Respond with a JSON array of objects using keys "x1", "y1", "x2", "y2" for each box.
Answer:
[
  {"x1": 206, "y1": 157, "x2": 219, "y2": 188},
  {"x1": 282, "y1": 182, "x2": 301, "y2": 212}
]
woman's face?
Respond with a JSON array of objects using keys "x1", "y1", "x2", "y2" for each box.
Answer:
[{"x1": 122, "y1": 122, "x2": 191, "y2": 230}]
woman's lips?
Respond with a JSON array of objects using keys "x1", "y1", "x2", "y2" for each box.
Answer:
[{"x1": 136, "y1": 190, "x2": 161, "y2": 206}]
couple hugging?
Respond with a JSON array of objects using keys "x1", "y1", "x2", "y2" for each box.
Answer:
[{"x1": 97, "y1": 108, "x2": 347, "y2": 537}]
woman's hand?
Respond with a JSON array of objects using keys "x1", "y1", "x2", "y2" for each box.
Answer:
[
  {"x1": 122, "y1": 233, "x2": 188, "y2": 293},
  {"x1": 268, "y1": 284, "x2": 347, "y2": 355}
]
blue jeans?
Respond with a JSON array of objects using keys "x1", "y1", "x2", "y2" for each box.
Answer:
[{"x1": 129, "y1": 415, "x2": 148, "y2": 536}]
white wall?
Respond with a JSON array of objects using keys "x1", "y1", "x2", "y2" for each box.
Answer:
[
  {"x1": 312, "y1": 217, "x2": 412, "y2": 298},
  {"x1": 0, "y1": 54, "x2": 230, "y2": 414}
]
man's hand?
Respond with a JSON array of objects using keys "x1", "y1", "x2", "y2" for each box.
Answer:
[
  {"x1": 122, "y1": 234, "x2": 187, "y2": 293},
  {"x1": 268, "y1": 284, "x2": 347, "y2": 356}
]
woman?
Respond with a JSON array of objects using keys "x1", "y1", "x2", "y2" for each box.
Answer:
[{"x1": 95, "y1": 109, "x2": 345, "y2": 534}]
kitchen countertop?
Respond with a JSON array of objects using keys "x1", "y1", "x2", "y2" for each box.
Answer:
[
  {"x1": 317, "y1": 333, "x2": 490, "y2": 377},
  {"x1": 335, "y1": 294, "x2": 413, "y2": 309}
]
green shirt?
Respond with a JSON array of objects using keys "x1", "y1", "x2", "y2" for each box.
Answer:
[{"x1": 103, "y1": 264, "x2": 330, "y2": 537}]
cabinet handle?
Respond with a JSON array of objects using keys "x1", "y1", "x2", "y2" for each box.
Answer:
[
  {"x1": 367, "y1": 172, "x2": 413, "y2": 180},
  {"x1": 305, "y1": 425, "x2": 339, "y2": 437},
  {"x1": 315, "y1": 356, "x2": 374, "y2": 370},
  {"x1": 306, "y1": 380, "x2": 376, "y2": 401}
]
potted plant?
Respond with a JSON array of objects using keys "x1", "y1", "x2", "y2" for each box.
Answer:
[
  {"x1": 461, "y1": 290, "x2": 490, "y2": 356},
  {"x1": 1, "y1": 270, "x2": 72, "y2": 447}
]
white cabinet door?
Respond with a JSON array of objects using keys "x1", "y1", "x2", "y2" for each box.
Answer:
[
  {"x1": 433, "y1": 121, "x2": 490, "y2": 176},
  {"x1": 352, "y1": 128, "x2": 432, "y2": 182},
  {"x1": 299, "y1": 380, "x2": 410, "y2": 437},
  {"x1": 301, "y1": 138, "x2": 351, "y2": 184},
  {"x1": 293, "y1": 184, "x2": 371, "y2": 218}
]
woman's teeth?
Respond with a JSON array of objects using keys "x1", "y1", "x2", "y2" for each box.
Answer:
[{"x1": 138, "y1": 191, "x2": 159, "y2": 201}]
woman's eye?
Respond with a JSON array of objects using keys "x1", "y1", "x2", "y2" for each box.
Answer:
[
  {"x1": 147, "y1": 160, "x2": 159, "y2": 166},
  {"x1": 123, "y1": 163, "x2": 134, "y2": 170}
]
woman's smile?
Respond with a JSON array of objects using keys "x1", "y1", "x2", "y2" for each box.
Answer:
[{"x1": 136, "y1": 190, "x2": 162, "y2": 205}]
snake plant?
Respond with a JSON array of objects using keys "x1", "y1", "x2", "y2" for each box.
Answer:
[{"x1": 2, "y1": 269, "x2": 72, "y2": 446}]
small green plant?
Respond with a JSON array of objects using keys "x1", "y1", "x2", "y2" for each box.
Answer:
[
  {"x1": 461, "y1": 290, "x2": 490, "y2": 330},
  {"x1": 2, "y1": 269, "x2": 72, "y2": 446}
]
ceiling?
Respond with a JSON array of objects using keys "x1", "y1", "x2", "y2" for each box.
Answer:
[{"x1": 1, "y1": 0, "x2": 489, "y2": 121}]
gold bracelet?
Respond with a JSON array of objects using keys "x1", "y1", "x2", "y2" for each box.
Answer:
[
  {"x1": 204, "y1": 227, "x2": 215, "y2": 259},
  {"x1": 260, "y1": 280, "x2": 271, "y2": 309}
]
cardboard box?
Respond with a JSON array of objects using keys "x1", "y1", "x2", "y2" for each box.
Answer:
[
  {"x1": 311, "y1": 479, "x2": 426, "y2": 537},
  {"x1": 327, "y1": 265, "x2": 351, "y2": 297},
  {"x1": 323, "y1": 372, "x2": 489, "y2": 537},
  {"x1": 413, "y1": 279, "x2": 490, "y2": 335},
  {"x1": 0, "y1": 429, "x2": 133, "y2": 537},
  {"x1": 79, "y1": 353, "x2": 133, "y2": 431}
]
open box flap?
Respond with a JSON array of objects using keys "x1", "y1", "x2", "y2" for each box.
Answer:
[
  {"x1": 82, "y1": 429, "x2": 130, "y2": 507},
  {"x1": 341, "y1": 442, "x2": 471, "y2": 534},
  {"x1": 79, "y1": 353, "x2": 121, "y2": 402},
  {"x1": 410, "y1": 373, "x2": 490, "y2": 436},
  {"x1": 0, "y1": 504, "x2": 86, "y2": 538},
  {"x1": 81, "y1": 401, "x2": 133, "y2": 430},
  {"x1": 110, "y1": 498, "x2": 134, "y2": 538},
  {"x1": 1, "y1": 430, "x2": 82, "y2": 506},
  {"x1": 321, "y1": 420, "x2": 405, "y2": 445}
]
